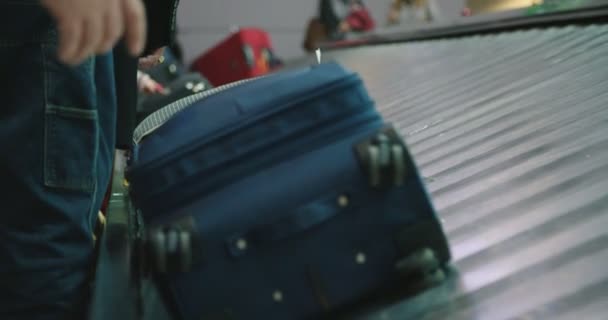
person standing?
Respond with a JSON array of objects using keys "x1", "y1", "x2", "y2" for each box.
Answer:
[{"x1": 0, "y1": 0, "x2": 146, "y2": 319}]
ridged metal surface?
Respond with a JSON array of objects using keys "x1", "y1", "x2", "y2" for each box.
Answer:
[
  {"x1": 91, "y1": 24, "x2": 608, "y2": 320},
  {"x1": 317, "y1": 25, "x2": 608, "y2": 320}
]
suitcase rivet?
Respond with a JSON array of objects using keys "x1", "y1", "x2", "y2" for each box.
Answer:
[
  {"x1": 236, "y1": 238, "x2": 248, "y2": 251},
  {"x1": 272, "y1": 290, "x2": 283, "y2": 302},
  {"x1": 356, "y1": 252, "x2": 367, "y2": 264},
  {"x1": 193, "y1": 83, "x2": 206, "y2": 92},
  {"x1": 338, "y1": 195, "x2": 349, "y2": 207}
]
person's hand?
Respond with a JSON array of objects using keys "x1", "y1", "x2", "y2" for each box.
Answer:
[
  {"x1": 140, "y1": 77, "x2": 166, "y2": 95},
  {"x1": 139, "y1": 47, "x2": 165, "y2": 70},
  {"x1": 137, "y1": 71, "x2": 166, "y2": 95},
  {"x1": 41, "y1": 0, "x2": 147, "y2": 65}
]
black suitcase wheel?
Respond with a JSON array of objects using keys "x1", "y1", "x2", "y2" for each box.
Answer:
[
  {"x1": 408, "y1": 267, "x2": 446, "y2": 292},
  {"x1": 394, "y1": 247, "x2": 446, "y2": 292},
  {"x1": 395, "y1": 247, "x2": 439, "y2": 275},
  {"x1": 147, "y1": 227, "x2": 194, "y2": 274},
  {"x1": 355, "y1": 126, "x2": 410, "y2": 188}
]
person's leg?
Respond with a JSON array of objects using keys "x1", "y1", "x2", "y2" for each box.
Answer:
[{"x1": 0, "y1": 3, "x2": 116, "y2": 319}]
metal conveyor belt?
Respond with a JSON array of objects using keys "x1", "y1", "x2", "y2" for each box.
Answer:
[
  {"x1": 91, "y1": 24, "x2": 608, "y2": 320},
  {"x1": 325, "y1": 24, "x2": 608, "y2": 320}
]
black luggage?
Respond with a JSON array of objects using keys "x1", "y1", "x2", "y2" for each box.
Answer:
[{"x1": 146, "y1": 48, "x2": 187, "y2": 86}]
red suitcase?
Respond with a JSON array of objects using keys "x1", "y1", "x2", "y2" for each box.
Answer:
[{"x1": 190, "y1": 28, "x2": 282, "y2": 87}]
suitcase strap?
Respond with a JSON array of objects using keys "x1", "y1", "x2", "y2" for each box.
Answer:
[{"x1": 226, "y1": 187, "x2": 361, "y2": 257}]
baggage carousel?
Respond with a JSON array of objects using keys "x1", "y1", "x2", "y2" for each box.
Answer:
[{"x1": 91, "y1": 4, "x2": 608, "y2": 320}]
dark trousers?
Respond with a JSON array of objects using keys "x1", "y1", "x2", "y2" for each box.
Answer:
[{"x1": 0, "y1": 2, "x2": 117, "y2": 319}]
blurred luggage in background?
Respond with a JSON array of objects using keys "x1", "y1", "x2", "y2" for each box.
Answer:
[
  {"x1": 127, "y1": 62, "x2": 451, "y2": 320},
  {"x1": 190, "y1": 28, "x2": 284, "y2": 87},
  {"x1": 136, "y1": 72, "x2": 212, "y2": 126},
  {"x1": 305, "y1": 0, "x2": 375, "y2": 52}
]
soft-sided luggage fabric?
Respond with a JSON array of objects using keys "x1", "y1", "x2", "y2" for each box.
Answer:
[
  {"x1": 127, "y1": 62, "x2": 450, "y2": 320},
  {"x1": 129, "y1": 63, "x2": 361, "y2": 201},
  {"x1": 190, "y1": 28, "x2": 281, "y2": 87},
  {"x1": 346, "y1": 6, "x2": 375, "y2": 32}
]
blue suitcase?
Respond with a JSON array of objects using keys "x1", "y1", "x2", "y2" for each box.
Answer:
[{"x1": 126, "y1": 62, "x2": 451, "y2": 320}]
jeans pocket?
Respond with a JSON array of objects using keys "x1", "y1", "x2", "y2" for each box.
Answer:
[
  {"x1": 44, "y1": 105, "x2": 99, "y2": 192},
  {"x1": 41, "y1": 42, "x2": 100, "y2": 193}
]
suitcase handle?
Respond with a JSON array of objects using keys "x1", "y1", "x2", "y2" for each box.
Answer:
[{"x1": 226, "y1": 189, "x2": 359, "y2": 257}]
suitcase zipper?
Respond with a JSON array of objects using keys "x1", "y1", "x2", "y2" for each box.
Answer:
[
  {"x1": 132, "y1": 75, "x2": 362, "y2": 173},
  {"x1": 133, "y1": 75, "x2": 267, "y2": 144},
  {"x1": 137, "y1": 110, "x2": 382, "y2": 216},
  {"x1": 134, "y1": 64, "x2": 322, "y2": 144}
]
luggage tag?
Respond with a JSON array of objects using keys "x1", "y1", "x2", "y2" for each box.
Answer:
[
  {"x1": 316, "y1": 48, "x2": 322, "y2": 65},
  {"x1": 311, "y1": 48, "x2": 323, "y2": 69}
]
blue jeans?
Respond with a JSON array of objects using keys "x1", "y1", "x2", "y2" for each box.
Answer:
[{"x1": 0, "y1": 2, "x2": 116, "y2": 319}]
